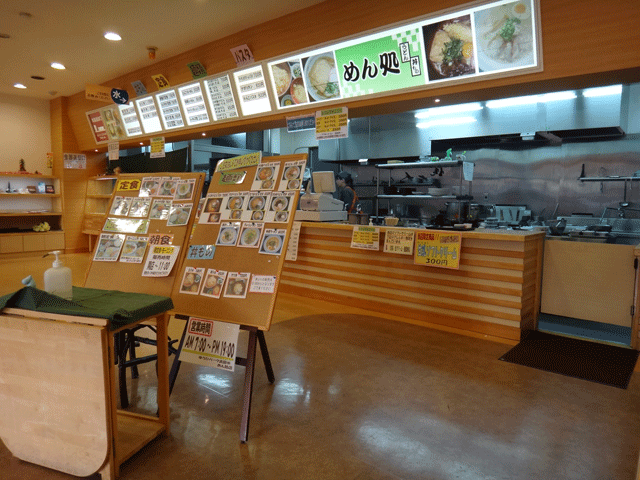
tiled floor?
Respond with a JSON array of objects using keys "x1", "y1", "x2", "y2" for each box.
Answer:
[{"x1": 1, "y1": 254, "x2": 640, "y2": 479}]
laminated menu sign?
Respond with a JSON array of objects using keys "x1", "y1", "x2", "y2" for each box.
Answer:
[
  {"x1": 259, "y1": 229, "x2": 286, "y2": 255},
  {"x1": 414, "y1": 231, "x2": 461, "y2": 269},
  {"x1": 142, "y1": 245, "x2": 181, "y2": 277},
  {"x1": 350, "y1": 226, "x2": 380, "y2": 250},
  {"x1": 179, "y1": 318, "x2": 240, "y2": 371},
  {"x1": 119, "y1": 236, "x2": 149, "y2": 263},
  {"x1": 233, "y1": 65, "x2": 272, "y2": 117},
  {"x1": 155, "y1": 89, "x2": 185, "y2": 130},
  {"x1": 252, "y1": 162, "x2": 280, "y2": 191},
  {"x1": 316, "y1": 107, "x2": 348, "y2": 140},
  {"x1": 180, "y1": 266, "x2": 205, "y2": 294},
  {"x1": 177, "y1": 82, "x2": 210, "y2": 126},
  {"x1": 249, "y1": 275, "x2": 277, "y2": 294},
  {"x1": 200, "y1": 269, "x2": 227, "y2": 298},
  {"x1": 264, "y1": 192, "x2": 294, "y2": 223},
  {"x1": 203, "y1": 75, "x2": 239, "y2": 121},
  {"x1": 383, "y1": 228, "x2": 415, "y2": 255},
  {"x1": 87, "y1": 111, "x2": 109, "y2": 143},
  {"x1": 94, "y1": 233, "x2": 125, "y2": 261},
  {"x1": 224, "y1": 272, "x2": 251, "y2": 298},
  {"x1": 134, "y1": 96, "x2": 162, "y2": 134},
  {"x1": 117, "y1": 103, "x2": 143, "y2": 137},
  {"x1": 278, "y1": 161, "x2": 305, "y2": 191}
]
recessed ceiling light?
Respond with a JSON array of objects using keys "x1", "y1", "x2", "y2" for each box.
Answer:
[
  {"x1": 104, "y1": 32, "x2": 122, "y2": 41},
  {"x1": 14, "y1": 83, "x2": 26, "y2": 89},
  {"x1": 51, "y1": 62, "x2": 65, "y2": 70}
]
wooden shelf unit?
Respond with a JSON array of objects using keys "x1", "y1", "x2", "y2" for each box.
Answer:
[
  {"x1": 82, "y1": 176, "x2": 116, "y2": 249},
  {"x1": 0, "y1": 174, "x2": 64, "y2": 254}
]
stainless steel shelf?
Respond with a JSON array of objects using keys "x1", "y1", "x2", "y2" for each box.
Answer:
[
  {"x1": 377, "y1": 195, "x2": 458, "y2": 200},
  {"x1": 579, "y1": 176, "x2": 640, "y2": 182},
  {"x1": 376, "y1": 160, "x2": 464, "y2": 169}
]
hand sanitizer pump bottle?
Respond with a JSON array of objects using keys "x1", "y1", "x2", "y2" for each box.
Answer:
[{"x1": 44, "y1": 251, "x2": 73, "y2": 300}]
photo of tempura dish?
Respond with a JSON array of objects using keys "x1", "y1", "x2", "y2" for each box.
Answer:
[
  {"x1": 474, "y1": 0, "x2": 535, "y2": 72},
  {"x1": 423, "y1": 15, "x2": 475, "y2": 80}
]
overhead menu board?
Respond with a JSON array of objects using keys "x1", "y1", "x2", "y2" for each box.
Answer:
[
  {"x1": 135, "y1": 96, "x2": 163, "y2": 134},
  {"x1": 85, "y1": 0, "x2": 541, "y2": 144},
  {"x1": 155, "y1": 89, "x2": 185, "y2": 130},
  {"x1": 118, "y1": 103, "x2": 143, "y2": 137},
  {"x1": 268, "y1": 0, "x2": 540, "y2": 109},
  {"x1": 203, "y1": 75, "x2": 239, "y2": 121},
  {"x1": 233, "y1": 65, "x2": 272, "y2": 117},
  {"x1": 177, "y1": 82, "x2": 210, "y2": 126}
]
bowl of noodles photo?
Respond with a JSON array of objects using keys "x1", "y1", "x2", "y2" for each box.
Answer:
[
  {"x1": 423, "y1": 15, "x2": 475, "y2": 80},
  {"x1": 304, "y1": 53, "x2": 340, "y2": 101},
  {"x1": 271, "y1": 62, "x2": 292, "y2": 97}
]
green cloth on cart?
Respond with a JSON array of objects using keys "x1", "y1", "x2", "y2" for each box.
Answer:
[{"x1": 0, "y1": 286, "x2": 173, "y2": 330}]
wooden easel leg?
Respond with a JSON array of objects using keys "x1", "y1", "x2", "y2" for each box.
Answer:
[
  {"x1": 240, "y1": 328, "x2": 258, "y2": 443},
  {"x1": 257, "y1": 330, "x2": 275, "y2": 384},
  {"x1": 168, "y1": 319, "x2": 189, "y2": 395}
]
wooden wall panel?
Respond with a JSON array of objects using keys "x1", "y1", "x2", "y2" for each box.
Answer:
[
  {"x1": 56, "y1": 0, "x2": 640, "y2": 153},
  {"x1": 281, "y1": 224, "x2": 545, "y2": 341}
]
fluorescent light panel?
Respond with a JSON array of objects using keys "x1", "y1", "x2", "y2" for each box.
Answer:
[
  {"x1": 583, "y1": 85, "x2": 622, "y2": 97},
  {"x1": 415, "y1": 102, "x2": 482, "y2": 118},
  {"x1": 486, "y1": 95, "x2": 540, "y2": 109},
  {"x1": 540, "y1": 91, "x2": 576, "y2": 102},
  {"x1": 416, "y1": 117, "x2": 477, "y2": 128}
]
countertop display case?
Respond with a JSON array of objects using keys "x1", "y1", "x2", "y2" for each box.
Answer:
[{"x1": 0, "y1": 173, "x2": 64, "y2": 254}]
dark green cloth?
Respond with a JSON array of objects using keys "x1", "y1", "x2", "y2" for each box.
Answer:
[{"x1": 0, "y1": 286, "x2": 173, "y2": 330}]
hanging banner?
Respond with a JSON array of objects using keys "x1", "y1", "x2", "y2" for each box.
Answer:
[{"x1": 414, "y1": 230, "x2": 462, "y2": 269}]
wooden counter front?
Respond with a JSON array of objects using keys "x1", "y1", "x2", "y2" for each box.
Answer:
[{"x1": 281, "y1": 224, "x2": 545, "y2": 342}]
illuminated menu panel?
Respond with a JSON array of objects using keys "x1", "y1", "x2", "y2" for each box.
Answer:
[
  {"x1": 155, "y1": 89, "x2": 185, "y2": 130},
  {"x1": 118, "y1": 103, "x2": 143, "y2": 137},
  {"x1": 233, "y1": 65, "x2": 272, "y2": 117},
  {"x1": 177, "y1": 82, "x2": 210, "y2": 126},
  {"x1": 134, "y1": 96, "x2": 163, "y2": 134},
  {"x1": 203, "y1": 75, "x2": 239, "y2": 121}
]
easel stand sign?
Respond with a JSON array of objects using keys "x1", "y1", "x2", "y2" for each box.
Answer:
[{"x1": 170, "y1": 153, "x2": 307, "y2": 442}]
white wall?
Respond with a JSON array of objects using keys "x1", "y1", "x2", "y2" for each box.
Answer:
[{"x1": 0, "y1": 94, "x2": 51, "y2": 174}]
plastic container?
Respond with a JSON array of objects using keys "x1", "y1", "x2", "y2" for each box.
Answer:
[{"x1": 44, "y1": 250, "x2": 73, "y2": 300}]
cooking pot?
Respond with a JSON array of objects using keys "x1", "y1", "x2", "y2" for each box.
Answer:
[
  {"x1": 546, "y1": 218, "x2": 567, "y2": 236},
  {"x1": 445, "y1": 201, "x2": 470, "y2": 223}
]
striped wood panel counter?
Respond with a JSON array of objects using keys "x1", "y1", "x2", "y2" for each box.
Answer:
[{"x1": 281, "y1": 224, "x2": 545, "y2": 342}]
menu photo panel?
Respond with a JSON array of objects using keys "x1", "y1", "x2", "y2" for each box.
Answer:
[
  {"x1": 233, "y1": 65, "x2": 272, "y2": 117},
  {"x1": 203, "y1": 74, "x2": 239, "y2": 122},
  {"x1": 117, "y1": 102, "x2": 143, "y2": 137},
  {"x1": 155, "y1": 88, "x2": 186, "y2": 130}
]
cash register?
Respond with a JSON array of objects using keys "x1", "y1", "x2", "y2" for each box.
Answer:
[{"x1": 295, "y1": 171, "x2": 348, "y2": 222}]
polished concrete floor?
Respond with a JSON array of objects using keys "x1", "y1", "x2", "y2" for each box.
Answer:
[{"x1": 1, "y1": 254, "x2": 640, "y2": 479}]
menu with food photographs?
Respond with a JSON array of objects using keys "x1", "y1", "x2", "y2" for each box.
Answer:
[
  {"x1": 83, "y1": 172, "x2": 206, "y2": 297},
  {"x1": 170, "y1": 153, "x2": 307, "y2": 331}
]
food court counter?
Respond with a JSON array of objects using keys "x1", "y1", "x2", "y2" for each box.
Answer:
[{"x1": 280, "y1": 224, "x2": 545, "y2": 342}]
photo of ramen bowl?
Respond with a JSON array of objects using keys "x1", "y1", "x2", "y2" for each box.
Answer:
[
  {"x1": 249, "y1": 196, "x2": 266, "y2": 210},
  {"x1": 241, "y1": 228, "x2": 260, "y2": 246},
  {"x1": 271, "y1": 62, "x2": 292, "y2": 97},
  {"x1": 161, "y1": 181, "x2": 175, "y2": 196},
  {"x1": 177, "y1": 183, "x2": 191, "y2": 198},
  {"x1": 231, "y1": 209, "x2": 242, "y2": 219},
  {"x1": 252, "y1": 210, "x2": 264, "y2": 221},
  {"x1": 122, "y1": 243, "x2": 136, "y2": 255},
  {"x1": 285, "y1": 166, "x2": 300, "y2": 180},
  {"x1": 206, "y1": 198, "x2": 221, "y2": 212},
  {"x1": 275, "y1": 211, "x2": 288, "y2": 222},
  {"x1": 258, "y1": 167, "x2": 273, "y2": 181},
  {"x1": 264, "y1": 235, "x2": 282, "y2": 253},
  {"x1": 219, "y1": 227, "x2": 237, "y2": 245},
  {"x1": 261, "y1": 179, "x2": 274, "y2": 189},
  {"x1": 228, "y1": 196, "x2": 243, "y2": 209},
  {"x1": 287, "y1": 179, "x2": 300, "y2": 189},
  {"x1": 304, "y1": 53, "x2": 340, "y2": 101},
  {"x1": 208, "y1": 213, "x2": 221, "y2": 222},
  {"x1": 272, "y1": 197, "x2": 289, "y2": 211}
]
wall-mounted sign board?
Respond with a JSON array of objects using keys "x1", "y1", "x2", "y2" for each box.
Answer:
[{"x1": 86, "y1": 0, "x2": 541, "y2": 144}]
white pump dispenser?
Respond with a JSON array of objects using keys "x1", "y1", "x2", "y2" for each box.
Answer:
[{"x1": 44, "y1": 250, "x2": 73, "y2": 300}]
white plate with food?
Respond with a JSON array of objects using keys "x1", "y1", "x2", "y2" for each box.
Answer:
[
  {"x1": 240, "y1": 228, "x2": 261, "y2": 246},
  {"x1": 271, "y1": 197, "x2": 289, "y2": 211},
  {"x1": 263, "y1": 235, "x2": 282, "y2": 253},
  {"x1": 219, "y1": 227, "x2": 238, "y2": 245},
  {"x1": 304, "y1": 53, "x2": 340, "y2": 101},
  {"x1": 271, "y1": 62, "x2": 292, "y2": 97}
]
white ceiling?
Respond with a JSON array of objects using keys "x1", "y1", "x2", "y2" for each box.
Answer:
[{"x1": 0, "y1": 0, "x2": 325, "y2": 100}]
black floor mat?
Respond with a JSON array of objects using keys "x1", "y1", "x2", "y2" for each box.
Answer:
[{"x1": 499, "y1": 330, "x2": 639, "y2": 389}]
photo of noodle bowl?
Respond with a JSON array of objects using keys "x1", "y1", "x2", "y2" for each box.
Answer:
[
  {"x1": 240, "y1": 228, "x2": 261, "y2": 246},
  {"x1": 227, "y1": 280, "x2": 246, "y2": 296},
  {"x1": 275, "y1": 211, "x2": 288, "y2": 222},
  {"x1": 219, "y1": 227, "x2": 237, "y2": 245},
  {"x1": 271, "y1": 197, "x2": 289, "y2": 211},
  {"x1": 284, "y1": 166, "x2": 300, "y2": 180},
  {"x1": 423, "y1": 15, "x2": 475, "y2": 80},
  {"x1": 304, "y1": 53, "x2": 340, "y2": 101},
  {"x1": 261, "y1": 179, "x2": 274, "y2": 189},
  {"x1": 228, "y1": 196, "x2": 243, "y2": 209},
  {"x1": 257, "y1": 167, "x2": 273, "y2": 181},
  {"x1": 271, "y1": 62, "x2": 292, "y2": 97},
  {"x1": 249, "y1": 196, "x2": 266, "y2": 210},
  {"x1": 287, "y1": 179, "x2": 300, "y2": 189},
  {"x1": 205, "y1": 197, "x2": 221, "y2": 212},
  {"x1": 263, "y1": 235, "x2": 282, "y2": 253}
]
